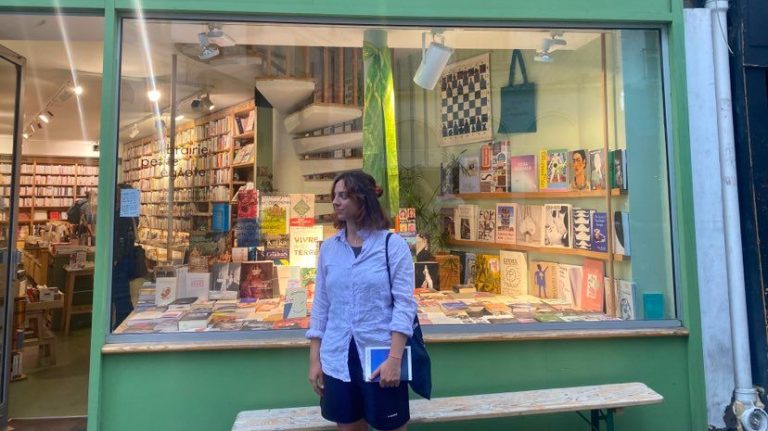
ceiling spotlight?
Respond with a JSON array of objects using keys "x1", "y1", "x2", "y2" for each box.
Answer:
[
  {"x1": 198, "y1": 32, "x2": 221, "y2": 60},
  {"x1": 147, "y1": 89, "x2": 161, "y2": 102},
  {"x1": 37, "y1": 122, "x2": 43, "y2": 129},
  {"x1": 205, "y1": 23, "x2": 236, "y2": 47},
  {"x1": 129, "y1": 124, "x2": 140, "y2": 139},
  {"x1": 22, "y1": 132, "x2": 29, "y2": 139},
  {"x1": 534, "y1": 50, "x2": 553, "y2": 63},
  {"x1": 191, "y1": 93, "x2": 215, "y2": 112},
  {"x1": 175, "y1": 114, "x2": 185, "y2": 121},
  {"x1": 72, "y1": 85, "x2": 84, "y2": 95},
  {"x1": 30, "y1": 124, "x2": 35, "y2": 133},
  {"x1": 38, "y1": 113, "x2": 50, "y2": 123},
  {"x1": 413, "y1": 32, "x2": 454, "y2": 90}
]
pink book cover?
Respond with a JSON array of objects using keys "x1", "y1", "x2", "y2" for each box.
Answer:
[{"x1": 580, "y1": 258, "x2": 605, "y2": 312}]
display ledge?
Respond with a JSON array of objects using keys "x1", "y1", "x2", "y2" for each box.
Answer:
[
  {"x1": 102, "y1": 323, "x2": 687, "y2": 354},
  {"x1": 446, "y1": 238, "x2": 628, "y2": 261},
  {"x1": 444, "y1": 188, "x2": 627, "y2": 201}
]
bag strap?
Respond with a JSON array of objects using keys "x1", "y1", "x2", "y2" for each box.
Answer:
[
  {"x1": 508, "y1": 49, "x2": 529, "y2": 86},
  {"x1": 385, "y1": 232, "x2": 393, "y2": 295}
]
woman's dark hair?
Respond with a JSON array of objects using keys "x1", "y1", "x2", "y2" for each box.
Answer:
[{"x1": 332, "y1": 171, "x2": 391, "y2": 231}]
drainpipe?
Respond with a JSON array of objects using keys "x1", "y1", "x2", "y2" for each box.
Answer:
[{"x1": 705, "y1": 1, "x2": 768, "y2": 430}]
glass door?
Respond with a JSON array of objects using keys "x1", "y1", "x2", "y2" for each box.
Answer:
[{"x1": 0, "y1": 44, "x2": 25, "y2": 429}]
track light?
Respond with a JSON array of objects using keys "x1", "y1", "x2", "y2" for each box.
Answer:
[
  {"x1": 38, "y1": 113, "x2": 50, "y2": 123},
  {"x1": 191, "y1": 93, "x2": 215, "y2": 112},
  {"x1": 205, "y1": 23, "x2": 236, "y2": 47},
  {"x1": 129, "y1": 124, "x2": 140, "y2": 139},
  {"x1": 22, "y1": 132, "x2": 29, "y2": 139},
  {"x1": 413, "y1": 32, "x2": 453, "y2": 90},
  {"x1": 72, "y1": 85, "x2": 83, "y2": 95},
  {"x1": 147, "y1": 89, "x2": 161, "y2": 102},
  {"x1": 534, "y1": 32, "x2": 567, "y2": 63},
  {"x1": 198, "y1": 33, "x2": 220, "y2": 60},
  {"x1": 534, "y1": 51, "x2": 553, "y2": 63}
]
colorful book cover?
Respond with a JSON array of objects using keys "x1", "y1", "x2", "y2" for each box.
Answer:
[
  {"x1": 440, "y1": 207, "x2": 456, "y2": 239},
  {"x1": 590, "y1": 212, "x2": 608, "y2": 253},
  {"x1": 235, "y1": 218, "x2": 260, "y2": 247},
  {"x1": 289, "y1": 225, "x2": 324, "y2": 268},
  {"x1": 569, "y1": 149, "x2": 590, "y2": 191},
  {"x1": 588, "y1": 148, "x2": 607, "y2": 190},
  {"x1": 211, "y1": 203, "x2": 230, "y2": 232},
  {"x1": 557, "y1": 264, "x2": 582, "y2": 308},
  {"x1": 283, "y1": 281, "x2": 308, "y2": 319},
  {"x1": 458, "y1": 155, "x2": 481, "y2": 193},
  {"x1": 540, "y1": 149, "x2": 568, "y2": 190},
  {"x1": 543, "y1": 204, "x2": 573, "y2": 248},
  {"x1": 364, "y1": 346, "x2": 412, "y2": 382},
  {"x1": 415, "y1": 262, "x2": 440, "y2": 291},
  {"x1": 289, "y1": 193, "x2": 315, "y2": 227},
  {"x1": 610, "y1": 149, "x2": 628, "y2": 191},
  {"x1": 529, "y1": 260, "x2": 558, "y2": 299},
  {"x1": 264, "y1": 234, "x2": 290, "y2": 260},
  {"x1": 454, "y1": 204, "x2": 478, "y2": 241},
  {"x1": 580, "y1": 258, "x2": 605, "y2": 312},
  {"x1": 188, "y1": 231, "x2": 230, "y2": 271},
  {"x1": 613, "y1": 211, "x2": 631, "y2": 256},
  {"x1": 474, "y1": 254, "x2": 501, "y2": 295},
  {"x1": 300, "y1": 267, "x2": 317, "y2": 299},
  {"x1": 572, "y1": 208, "x2": 592, "y2": 250},
  {"x1": 492, "y1": 140, "x2": 511, "y2": 192},
  {"x1": 237, "y1": 189, "x2": 259, "y2": 219},
  {"x1": 495, "y1": 203, "x2": 517, "y2": 244},
  {"x1": 435, "y1": 254, "x2": 461, "y2": 292},
  {"x1": 396, "y1": 208, "x2": 417, "y2": 238},
  {"x1": 499, "y1": 250, "x2": 527, "y2": 297},
  {"x1": 439, "y1": 162, "x2": 459, "y2": 196},
  {"x1": 155, "y1": 277, "x2": 177, "y2": 306},
  {"x1": 509, "y1": 155, "x2": 538, "y2": 192},
  {"x1": 240, "y1": 261, "x2": 275, "y2": 300},
  {"x1": 449, "y1": 251, "x2": 471, "y2": 285},
  {"x1": 479, "y1": 144, "x2": 494, "y2": 193},
  {"x1": 276, "y1": 265, "x2": 300, "y2": 296},
  {"x1": 516, "y1": 204, "x2": 544, "y2": 247},
  {"x1": 260, "y1": 195, "x2": 290, "y2": 236},
  {"x1": 477, "y1": 209, "x2": 496, "y2": 242}
]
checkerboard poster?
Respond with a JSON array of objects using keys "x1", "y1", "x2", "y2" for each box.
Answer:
[{"x1": 440, "y1": 53, "x2": 493, "y2": 146}]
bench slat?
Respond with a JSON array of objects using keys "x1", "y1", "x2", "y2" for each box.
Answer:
[{"x1": 232, "y1": 382, "x2": 663, "y2": 431}]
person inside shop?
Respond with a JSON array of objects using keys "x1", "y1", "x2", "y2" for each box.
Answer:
[
  {"x1": 307, "y1": 171, "x2": 417, "y2": 431},
  {"x1": 66, "y1": 190, "x2": 96, "y2": 244}
]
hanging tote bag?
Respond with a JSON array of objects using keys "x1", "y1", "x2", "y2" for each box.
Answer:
[
  {"x1": 497, "y1": 49, "x2": 537, "y2": 134},
  {"x1": 385, "y1": 233, "x2": 432, "y2": 399}
]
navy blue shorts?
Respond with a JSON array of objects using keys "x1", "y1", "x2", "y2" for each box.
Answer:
[{"x1": 320, "y1": 339, "x2": 410, "y2": 430}]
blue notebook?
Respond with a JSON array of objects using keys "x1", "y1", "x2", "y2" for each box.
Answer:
[{"x1": 364, "y1": 346, "x2": 412, "y2": 382}]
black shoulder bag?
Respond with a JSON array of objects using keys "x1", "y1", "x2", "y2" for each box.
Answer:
[{"x1": 385, "y1": 233, "x2": 432, "y2": 399}]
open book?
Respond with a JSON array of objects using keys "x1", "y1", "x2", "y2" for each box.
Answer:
[{"x1": 364, "y1": 346, "x2": 412, "y2": 382}]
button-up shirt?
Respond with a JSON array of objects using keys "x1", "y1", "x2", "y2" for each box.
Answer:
[{"x1": 306, "y1": 228, "x2": 417, "y2": 382}]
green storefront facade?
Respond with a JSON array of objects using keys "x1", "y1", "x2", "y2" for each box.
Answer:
[{"x1": 3, "y1": 1, "x2": 705, "y2": 430}]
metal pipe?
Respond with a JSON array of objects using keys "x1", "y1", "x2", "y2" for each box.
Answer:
[
  {"x1": 167, "y1": 54, "x2": 177, "y2": 263},
  {"x1": 705, "y1": 1, "x2": 768, "y2": 429}
]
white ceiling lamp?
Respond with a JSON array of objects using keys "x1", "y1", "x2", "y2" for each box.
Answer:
[
  {"x1": 72, "y1": 85, "x2": 84, "y2": 96},
  {"x1": 38, "y1": 112, "x2": 50, "y2": 123},
  {"x1": 191, "y1": 93, "x2": 215, "y2": 112},
  {"x1": 22, "y1": 132, "x2": 29, "y2": 139},
  {"x1": 205, "y1": 23, "x2": 236, "y2": 47},
  {"x1": 534, "y1": 32, "x2": 567, "y2": 63},
  {"x1": 198, "y1": 32, "x2": 221, "y2": 60},
  {"x1": 413, "y1": 31, "x2": 454, "y2": 90},
  {"x1": 147, "y1": 89, "x2": 161, "y2": 102}
]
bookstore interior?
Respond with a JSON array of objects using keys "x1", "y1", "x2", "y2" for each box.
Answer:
[{"x1": 0, "y1": 13, "x2": 675, "y2": 416}]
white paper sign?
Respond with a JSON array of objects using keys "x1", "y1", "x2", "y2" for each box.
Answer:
[{"x1": 120, "y1": 188, "x2": 141, "y2": 217}]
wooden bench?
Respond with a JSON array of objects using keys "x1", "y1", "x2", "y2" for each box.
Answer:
[{"x1": 232, "y1": 382, "x2": 662, "y2": 431}]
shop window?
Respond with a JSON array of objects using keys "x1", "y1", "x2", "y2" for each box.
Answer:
[{"x1": 112, "y1": 19, "x2": 675, "y2": 336}]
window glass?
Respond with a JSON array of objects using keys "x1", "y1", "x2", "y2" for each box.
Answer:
[{"x1": 113, "y1": 19, "x2": 673, "y2": 334}]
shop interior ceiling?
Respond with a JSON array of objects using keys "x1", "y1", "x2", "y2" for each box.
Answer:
[{"x1": 0, "y1": 15, "x2": 600, "y2": 144}]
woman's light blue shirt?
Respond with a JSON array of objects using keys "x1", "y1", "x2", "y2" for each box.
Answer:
[{"x1": 306, "y1": 228, "x2": 417, "y2": 382}]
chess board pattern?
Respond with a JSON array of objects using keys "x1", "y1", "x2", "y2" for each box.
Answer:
[{"x1": 440, "y1": 53, "x2": 493, "y2": 146}]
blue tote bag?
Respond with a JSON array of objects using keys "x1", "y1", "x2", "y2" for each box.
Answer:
[{"x1": 497, "y1": 49, "x2": 537, "y2": 134}]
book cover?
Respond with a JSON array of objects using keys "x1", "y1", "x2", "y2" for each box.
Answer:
[
  {"x1": 572, "y1": 208, "x2": 592, "y2": 250},
  {"x1": 166, "y1": 296, "x2": 198, "y2": 311},
  {"x1": 283, "y1": 282, "x2": 308, "y2": 319},
  {"x1": 603, "y1": 277, "x2": 618, "y2": 317},
  {"x1": 590, "y1": 212, "x2": 608, "y2": 253},
  {"x1": 492, "y1": 140, "x2": 511, "y2": 192},
  {"x1": 516, "y1": 204, "x2": 544, "y2": 247},
  {"x1": 495, "y1": 203, "x2": 517, "y2": 244},
  {"x1": 617, "y1": 280, "x2": 636, "y2": 319},
  {"x1": 458, "y1": 154, "x2": 481, "y2": 193},
  {"x1": 301, "y1": 267, "x2": 317, "y2": 299},
  {"x1": 580, "y1": 259, "x2": 605, "y2": 312},
  {"x1": 509, "y1": 155, "x2": 538, "y2": 193},
  {"x1": 440, "y1": 207, "x2": 456, "y2": 239},
  {"x1": 396, "y1": 208, "x2": 417, "y2": 238},
  {"x1": 237, "y1": 189, "x2": 259, "y2": 219},
  {"x1": 260, "y1": 195, "x2": 290, "y2": 236},
  {"x1": 288, "y1": 193, "x2": 315, "y2": 227},
  {"x1": 450, "y1": 251, "x2": 474, "y2": 286},
  {"x1": 178, "y1": 310, "x2": 212, "y2": 331},
  {"x1": 588, "y1": 148, "x2": 607, "y2": 190},
  {"x1": 211, "y1": 203, "x2": 230, "y2": 232},
  {"x1": 235, "y1": 218, "x2": 260, "y2": 247},
  {"x1": 642, "y1": 292, "x2": 665, "y2": 320},
  {"x1": 479, "y1": 144, "x2": 494, "y2": 192},
  {"x1": 240, "y1": 261, "x2": 276, "y2": 300},
  {"x1": 613, "y1": 211, "x2": 631, "y2": 256},
  {"x1": 289, "y1": 226, "x2": 323, "y2": 268},
  {"x1": 612, "y1": 149, "x2": 628, "y2": 191},
  {"x1": 569, "y1": 149, "x2": 590, "y2": 191},
  {"x1": 415, "y1": 262, "x2": 440, "y2": 291},
  {"x1": 188, "y1": 231, "x2": 230, "y2": 271},
  {"x1": 541, "y1": 149, "x2": 568, "y2": 190},
  {"x1": 499, "y1": 250, "x2": 527, "y2": 297},
  {"x1": 557, "y1": 264, "x2": 582, "y2": 308},
  {"x1": 474, "y1": 254, "x2": 501, "y2": 294},
  {"x1": 543, "y1": 204, "x2": 573, "y2": 248},
  {"x1": 477, "y1": 209, "x2": 496, "y2": 242},
  {"x1": 439, "y1": 162, "x2": 459, "y2": 196},
  {"x1": 264, "y1": 234, "x2": 290, "y2": 260},
  {"x1": 364, "y1": 346, "x2": 412, "y2": 382},
  {"x1": 155, "y1": 277, "x2": 177, "y2": 306},
  {"x1": 435, "y1": 254, "x2": 461, "y2": 292},
  {"x1": 276, "y1": 265, "x2": 300, "y2": 296},
  {"x1": 529, "y1": 260, "x2": 558, "y2": 299},
  {"x1": 454, "y1": 204, "x2": 478, "y2": 241},
  {"x1": 211, "y1": 262, "x2": 241, "y2": 299},
  {"x1": 185, "y1": 272, "x2": 211, "y2": 301}
]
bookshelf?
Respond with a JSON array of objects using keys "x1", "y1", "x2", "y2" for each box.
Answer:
[
  {"x1": 449, "y1": 189, "x2": 627, "y2": 201},
  {"x1": 445, "y1": 238, "x2": 628, "y2": 262}
]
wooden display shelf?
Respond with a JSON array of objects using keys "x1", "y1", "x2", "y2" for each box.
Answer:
[
  {"x1": 232, "y1": 131, "x2": 254, "y2": 140},
  {"x1": 446, "y1": 238, "x2": 628, "y2": 262},
  {"x1": 231, "y1": 161, "x2": 255, "y2": 169},
  {"x1": 448, "y1": 189, "x2": 627, "y2": 201},
  {"x1": 210, "y1": 147, "x2": 232, "y2": 154}
]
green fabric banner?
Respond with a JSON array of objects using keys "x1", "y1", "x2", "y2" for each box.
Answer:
[{"x1": 362, "y1": 31, "x2": 399, "y2": 217}]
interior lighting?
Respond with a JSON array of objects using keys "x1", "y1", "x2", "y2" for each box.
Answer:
[
  {"x1": 413, "y1": 32, "x2": 454, "y2": 90},
  {"x1": 72, "y1": 85, "x2": 84, "y2": 95},
  {"x1": 38, "y1": 113, "x2": 50, "y2": 123},
  {"x1": 147, "y1": 89, "x2": 161, "y2": 102}
]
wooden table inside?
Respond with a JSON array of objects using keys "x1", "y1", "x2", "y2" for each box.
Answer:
[{"x1": 63, "y1": 264, "x2": 94, "y2": 335}]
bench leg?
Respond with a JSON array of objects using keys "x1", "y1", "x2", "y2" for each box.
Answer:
[{"x1": 580, "y1": 408, "x2": 616, "y2": 431}]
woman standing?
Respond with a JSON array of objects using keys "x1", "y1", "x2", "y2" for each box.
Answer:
[{"x1": 307, "y1": 171, "x2": 417, "y2": 431}]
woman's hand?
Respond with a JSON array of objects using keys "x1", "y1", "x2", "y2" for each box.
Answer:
[
  {"x1": 308, "y1": 357, "x2": 324, "y2": 396},
  {"x1": 370, "y1": 356, "x2": 401, "y2": 388}
]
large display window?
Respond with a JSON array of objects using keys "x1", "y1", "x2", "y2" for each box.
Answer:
[{"x1": 111, "y1": 19, "x2": 675, "y2": 336}]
